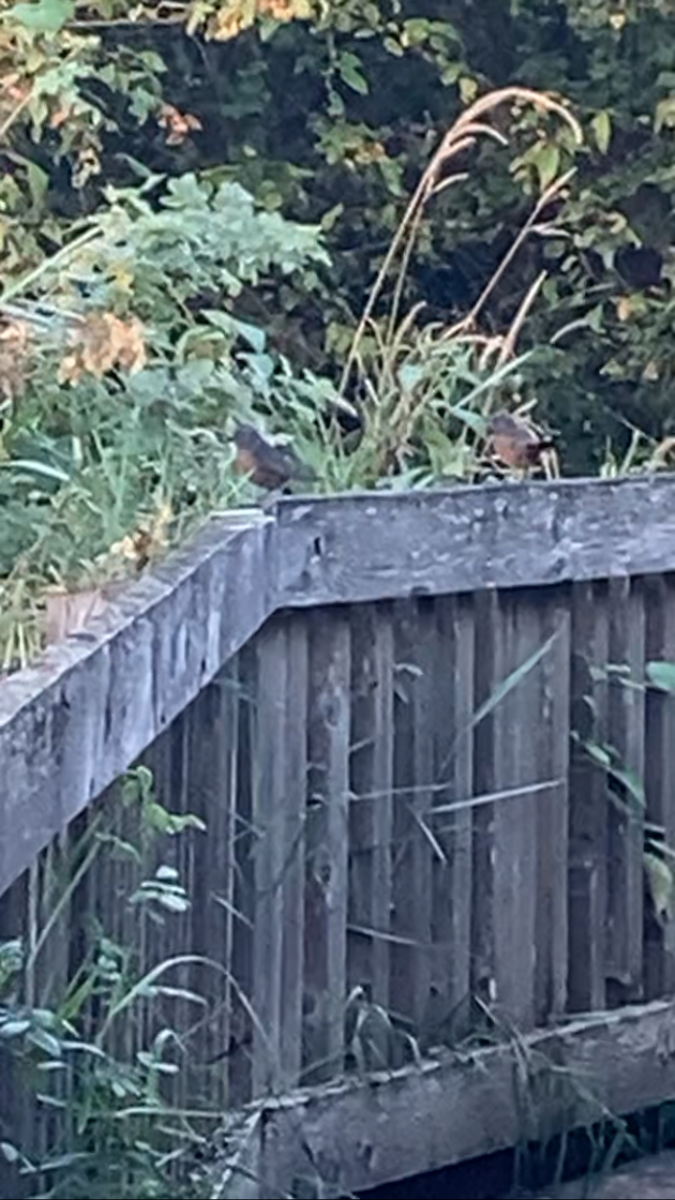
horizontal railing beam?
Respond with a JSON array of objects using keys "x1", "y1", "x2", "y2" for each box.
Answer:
[{"x1": 275, "y1": 475, "x2": 675, "y2": 607}]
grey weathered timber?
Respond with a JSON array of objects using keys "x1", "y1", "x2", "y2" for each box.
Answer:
[
  {"x1": 568, "y1": 581, "x2": 611, "y2": 1012},
  {"x1": 347, "y1": 604, "x2": 394, "y2": 1011},
  {"x1": 534, "y1": 594, "x2": 571, "y2": 1022},
  {"x1": 644, "y1": 574, "x2": 675, "y2": 998},
  {"x1": 428, "y1": 594, "x2": 474, "y2": 1040},
  {"x1": 606, "y1": 576, "x2": 645, "y2": 1004},
  {"x1": 303, "y1": 609, "x2": 351, "y2": 1083},
  {"x1": 389, "y1": 599, "x2": 435, "y2": 1032},
  {"x1": 214, "y1": 998, "x2": 675, "y2": 1200},
  {"x1": 0, "y1": 512, "x2": 274, "y2": 897},
  {"x1": 274, "y1": 476, "x2": 675, "y2": 607}
]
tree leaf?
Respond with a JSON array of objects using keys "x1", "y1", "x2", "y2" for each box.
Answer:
[
  {"x1": 647, "y1": 660, "x2": 675, "y2": 693},
  {"x1": 7, "y1": 0, "x2": 74, "y2": 32},
  {"x1": 591, "y1": 110, "x2": 612, "y2": 154}
]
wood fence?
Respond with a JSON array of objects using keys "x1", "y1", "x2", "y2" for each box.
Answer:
[{"x1": 3, "y1": 477, "x2": 675, "y2": 1196}]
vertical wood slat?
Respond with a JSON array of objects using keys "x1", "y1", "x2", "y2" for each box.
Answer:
[
  {"x1": 389, "y1": 599, "x2": 434, "y2": 1034},
  {"x1": 183, "y1": 661, "x2": 239, "y2": 1108},
  {"x1": 490, "y1": 591, "x2": 539, "y2": 1030},
  {"x1": 229, "y1": 642, "x2": 257, "y2": 1106},
  {"x1": 251, "y1": 615, "x2": 307, "y2": 1094},
  {"x1": 606, "y1": 577, "x2": 645, "y2": 1006},
  {"x1": 471, "y1": 590, "x2": 498, "y2": 1008},
  {"x1": 304, "y1": 609, "x2": 350, "y2": 1083},
  {"x1": 347, "y1": 604, "x2": 394, "y2": 1009},
  {"x1": 644, "y1": 574, "x2": 675, "y2": 998},
  {"x1": 534, "y1": 594, "x2": 571, "y2": 1023},
  {"x1": 568, "y1": 580, "x2": 610, "y2": 1012},
  {"x1": 427, "y1": 594, "x2": 474, "y2": 1046}
]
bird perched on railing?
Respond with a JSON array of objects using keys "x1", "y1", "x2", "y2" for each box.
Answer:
[
  {"x1": 232, "y1": 423, "x2": 315, "y2": 492},
  {"x1": 486, "y1": 409, "x2": 555, "y2": 472}
]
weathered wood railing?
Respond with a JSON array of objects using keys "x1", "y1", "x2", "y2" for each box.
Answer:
[{"x1": 4, "y1": 477, "x2": 675, "y2": 1197}]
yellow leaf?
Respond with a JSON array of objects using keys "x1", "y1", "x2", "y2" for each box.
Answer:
[
  {"x1": 616, "y1": 296, "x2": 632, "y2": 321},
  {"x1": 609, "y1": 11, "x2": 626, "y2": 30},
  {"x1": 459, "y1": 76, "x2": 479, "y2": 105}
]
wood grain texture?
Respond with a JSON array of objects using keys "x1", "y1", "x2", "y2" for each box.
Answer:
[
  {"x1": 427, "y1": 595, "x2": 474, "y2": 1045},
  {"x1": 0, "y1": 513, "x2": 274, "y2": 896},
  {"x1": 303, "y1": 610, "x2": 351, "y2": 1084},
  {"x1": 389, "y1": 599, "x2": 435, "y2": 1033},
  {"x1": 347, "y1": 604, "x2": 394, "y2": 1009},
  {"x1": 644, "y1": 574, "x2": 675, "y2": 998},
  {"x1": 606, "y1": 577, "x2": 646, "y2": 1005},
  {"x1": 216, "y1": 999, "x2": 675, "y2": 1200},
  {"x1": 568, "y1": 581, "x2": 611, "y2": 1012},
  {"x1": 274, "y1": 476, "x2": 675, "y2": 608}
]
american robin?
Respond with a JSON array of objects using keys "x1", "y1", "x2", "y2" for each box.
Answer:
[
  {"x1": 486, "y1": 410, "x2": 554, "y2": 470},
  {"x1": 232, "y1": 423, "x2": 315, "y2": 491}
]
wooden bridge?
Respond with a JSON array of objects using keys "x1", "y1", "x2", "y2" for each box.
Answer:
[{"x1": 4, "y1": 477, "x2": 675, "y2": 1198}]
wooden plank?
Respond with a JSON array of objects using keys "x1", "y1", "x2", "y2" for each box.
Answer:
[
  {"x1": 250, "y1": 619, "x2": 288, "y2": 1094},
  {"x1": 490, "y1": 591, "x2": 540, "y2": 1030},
  {"x1": 229, "y1": 643, "x2": 257, "y2": 1107},
  {"x1": 644, "y1": 574, "x2": 675, "y2": 998},
  {"x1": 606, "y1": 576, "x2": 645, "y2": 1005},
  {"x1": 568, "y1": 581, "x2": 610, "y2": 1012},
  {"x1": 303, "y1": 609, "x2": 350, "y2": 1084},
  {"x1": 426, "y1": 594, "x2": 474, "y2": 1046},
  {"x1": 471, "y1": 589, "x2": 561, "y2": 1029},
  {"x1": 534, "y1": 593, "x2": 571, "y2": 1023},
  {"x1": 250, "y1": 620, "x2": 286, "y2": 1094},
  {"x1": 347, "y1": 604, "x2": 394, "y2": 1010},
  {"x1": 274, "y1": 476, "x2": 675, "y2": 609},
  {"x1": 183, "y1": 662, "x2": 240, "y2": 1109},
  {"x1": 471, "y1": 590, "x2": 498, "y2": 1009},
  {"x1": 389, "y1": 600, "x2": 434, "y2": 1036},
  {"x1": 0, "y1": 513, "x2": 275, "y2": 897},
  {"x1": 279, "y1": 615, "x2": 308, "y2": 1089},
  {"x1": 223, "y1": 998, "x2": 675, "y2": 1200}
]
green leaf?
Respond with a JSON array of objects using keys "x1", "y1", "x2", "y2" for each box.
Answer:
[
  {"x1": 644, "y1": 851, "x2": 673, "y2": 922},
  {"x1": 338, "y1": 52, "x2": 369, "y2": 95},
  {"x1": 7, "y1": 0, "x2": 74, "y2": 32},
  {"x1": 532, "y1": 142, "x2": 560, "y2": 191},
  {"x1": 591, "y1": 110, "x2": 612, "y2": 154},
  {"x1": 647, "y1": 660, "x2": 675, "y2": 693},
  {"x1": 0, "y1": 1019, "x2": 30, "y2": 1037}
]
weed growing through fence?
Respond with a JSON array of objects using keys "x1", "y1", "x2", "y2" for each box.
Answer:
[
  {"x1": 0, "y1": 765, "x2": 219, "y2": 1200},
  {"x1": 573, "y1": 656, "x2": 675, "y2": 922}
]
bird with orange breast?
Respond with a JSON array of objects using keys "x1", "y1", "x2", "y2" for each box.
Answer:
[
  {"x1": 232, "y1": 423, "x2": 316, "y2": 494},
  {"x1": 485, "y1": 409, "x2": 558, "y2": 476}
]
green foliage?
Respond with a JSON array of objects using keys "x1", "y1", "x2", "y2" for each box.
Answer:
[{"x1": 0, "y1": 766, "x2": 214, "y2": 1200}]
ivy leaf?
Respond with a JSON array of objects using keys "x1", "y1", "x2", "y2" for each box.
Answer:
[
  {"x1": 7, "y1": 0, "x2": 74, "y2": 32},
  {"x1": 591, "y1": 110, "x2": 612, "y2": 154}
]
